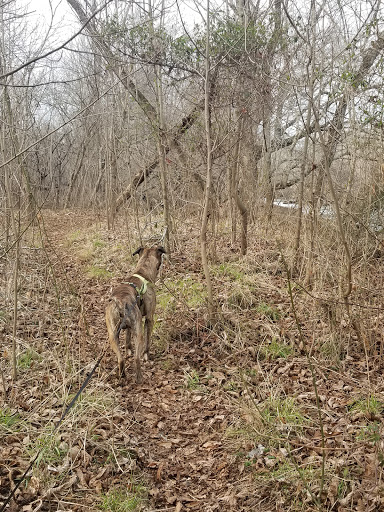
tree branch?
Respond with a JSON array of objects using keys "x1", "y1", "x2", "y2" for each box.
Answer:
[{"x1": 0, "y1": 0, "x2": 113, "y2": 80}]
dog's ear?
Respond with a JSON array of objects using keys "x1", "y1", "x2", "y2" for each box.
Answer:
[
  {"x1": 157, "y1": 246, "x2": 166, "y2": 255},
  {"x1": 132, "y1": 247, "x2": 144, "y2": 257}
]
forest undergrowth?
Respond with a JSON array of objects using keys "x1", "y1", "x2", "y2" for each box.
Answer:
[{"x1": 1, "y1": 208, "x2": 384, "y2": 512}]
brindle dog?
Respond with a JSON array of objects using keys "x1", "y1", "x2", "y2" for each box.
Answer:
[{"x1": 105, "y1": 246, "x2": 166, "y2": 383}]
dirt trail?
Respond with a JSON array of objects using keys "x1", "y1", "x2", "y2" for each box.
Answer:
[{"x1": 41, "y1": 211, "x2": 257, "y2": 511}]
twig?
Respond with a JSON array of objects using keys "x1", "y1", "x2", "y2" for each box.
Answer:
[{"x1": 281, "y1": 250, "x2": 326, "y2": 503}]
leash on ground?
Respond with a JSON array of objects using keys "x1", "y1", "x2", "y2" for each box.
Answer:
[{"x1": 0, "y1": 348, "x2": 106, "y2": 512}]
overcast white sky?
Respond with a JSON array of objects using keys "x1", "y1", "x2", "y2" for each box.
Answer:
[
  {"x1": 24, "y1": 0, "x2": 76, "y2": 42},
  {"x1": 24, "y1": 0, "x2": 205, "y2": 40}
]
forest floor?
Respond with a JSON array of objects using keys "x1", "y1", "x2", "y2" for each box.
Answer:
[{"x1": 1, "y1": 209, "x2": 384, "y2": 512}]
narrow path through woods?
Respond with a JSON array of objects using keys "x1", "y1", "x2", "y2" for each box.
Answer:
[{"x1": 42, "y1": 210, "x2": 259, "y2": 511}]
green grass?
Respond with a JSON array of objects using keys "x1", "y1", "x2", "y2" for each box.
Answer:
[
  {"x1": 66, "y1": 389, "x2": 113, "y2": 417},
  {"x1": 261, "y1": 459, "x2": 319, "y2": 483},
  {"x1": 66, "y1": 229, "x2": 110, "y2": 262},
  {"x1": 357, "y1": 422, "x2": 380, "y2": 443},
  {"x1": 226, "y1": 424, "x2": 256, "y2": 443},
  {"x1": 0, "y1": 408, "x2": 22, "y2": 431},
  {"x1": 212, "y1": 262, "x2": 259, "y2": 310},
  {"x1": 160, "y1": 277, "x2": 207, "y2": 309},
  {"x1": 18, "y1": 348, "x2": 42, "y2": 370},
  {"x1": 156, "y1": 291, "x2": 176, "y2": 312},
  {"x1": 261, "y1": 396, "x2": 309, "y2": 430},
  {"x1": 212, "y1": 262, "x2": 245, "y2": 281},
  {"x1": 100, "y1": 484, "x2": 147, "y2": 512},
  {"x1": 86, "y1": 265, "x2": 113, "y2": 279},
  {"x1": 66, "y1": 229, "x2": 83, "y2": 245},
  {"x1": 177, "y1": 278, "x2": 207, "y2": 307},
  {"x1": 256, "y1": 302, "x2": 281, "y2": 321},
  {"x1": 254, "y1": 459, "x2": 324, "y2": 512},
  {"x1": 184, "y1": 369, "x2": 200, "y2": 389},
  {"x1": 27, "y1": 431, "x2": 68, "y2": 467},
  {"x1": 348, "y1": 395, "x2": 383, "y2": 417},
  {"x1": 92, "y1": 236, "x2": 106, "y2": 249},
  {"x1": 260, "y1": 338, "x2": 294, "y2": 360},
  {"x1": 63, "y1": 389, "x2": 114, "y2": 436}
]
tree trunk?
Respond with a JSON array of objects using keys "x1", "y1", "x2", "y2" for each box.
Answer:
[
  {"x1": 263, "y1": 118, "x2": 274, "y2": 222},
  {"x1": 64, "y1": 143, "x2": 86, "y2": 208},
  {"x1": 231, "y1": 112, "x2": 248, "y2": 255},
  {"x1": 293, "y1": 0, "x2": 316, "y2": 268},
  {"x1": 201, "y1": 0, "x2": 214, "y2": 321},
  {"x1": 155, "y1": 67, "x2": 171, "y2": 254}
]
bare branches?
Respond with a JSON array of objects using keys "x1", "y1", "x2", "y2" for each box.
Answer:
[
  {"x1": 0, "y1": 0, "x2": 114, "y2": 80},
  {"x1": 0, "y1": 76, "x2": 124, "y2": 170}
]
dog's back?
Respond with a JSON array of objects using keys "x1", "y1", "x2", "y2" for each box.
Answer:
[{"x1": 111, "y1": 284, "x2": 139, "y2": 326}]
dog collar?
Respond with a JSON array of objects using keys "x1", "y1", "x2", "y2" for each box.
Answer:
[{"x1": 132, "y1": 274, "x2": 148, "y2": 296}]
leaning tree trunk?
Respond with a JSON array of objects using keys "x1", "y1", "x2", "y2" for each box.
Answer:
[{"x1": 67, "y1": 0, "x2": 208, "y2": 214}]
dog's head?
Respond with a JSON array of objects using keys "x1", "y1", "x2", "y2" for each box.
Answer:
[{"x1": 133, "y1": 246, "x2": 166, "y2": 271}]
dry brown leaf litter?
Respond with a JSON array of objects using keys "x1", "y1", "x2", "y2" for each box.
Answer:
[{"x1": 0, "y1": 209, "x2": 384, "y2": 511}]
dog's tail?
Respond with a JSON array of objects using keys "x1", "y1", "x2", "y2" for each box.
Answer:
[
  {"x1": 116, "y1": 302, "x2": 131, "y2": 336},
  {"x1": 116, "y1": 296, "x2": 140, "y2": 337}
]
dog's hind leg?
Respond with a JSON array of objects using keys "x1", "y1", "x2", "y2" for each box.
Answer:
[
  {"x1": 143, "y1": 317, "x2": 154, "y2": 361},
  {"x1": 125, "y1": 327, "x2": 132, "y2": 357},
  {"x1": 132, "y1": 311, "x2": 144, "y2": 383},
  {"x1": 106, "y1": 303, "x2": 125, "y2": 378}
]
